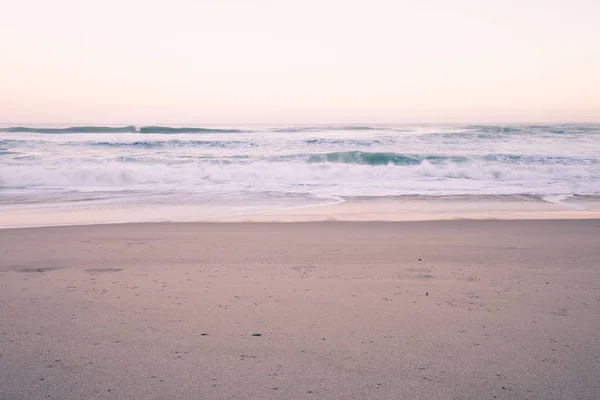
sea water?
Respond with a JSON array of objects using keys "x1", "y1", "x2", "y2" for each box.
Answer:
[{"x1": 1, "y1": 124, "x2": 599, "y2": 226}]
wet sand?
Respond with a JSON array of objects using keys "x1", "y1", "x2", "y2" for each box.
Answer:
[
  {"x1": 3, "y1": 195, "x2": 600, "y2": 229},
  {"x1": 1, "y1": 220, "x2": 599, "y2": 399}
]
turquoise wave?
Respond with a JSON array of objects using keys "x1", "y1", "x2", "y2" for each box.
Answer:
[
  {"x1": 303, "y1": 151, "x2": 599, "y2": 166},
  {"x1": 305, "y1": 151, "x2": 461, "y2": 166},
  {"x1": 138, "y1": 126, "x2": 246, "y2": 134}
]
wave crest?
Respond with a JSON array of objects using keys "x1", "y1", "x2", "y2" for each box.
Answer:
[
  {"x1": 307, "y1": 151, "x2": 420, "y2": 165},
  {"x1": 138, "y1": 126, "x2": 246, "y2": 134},
  {"x1": 0, "y1": 126, "x2": 137, "y2": 134},
  {"x1": 90, "y1": 139, "x2": 257, "y2": 149},
  {"x1": 0, "y1": 125, "x2": 246, "y2": 134}
]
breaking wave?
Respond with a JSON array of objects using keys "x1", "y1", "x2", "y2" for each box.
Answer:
[
  {"x1": 304, "y1": 151, "x2": 462, "y2": 165},
  {"x1": 1, "y1": 159, "x2": 597, "y2": 196}
]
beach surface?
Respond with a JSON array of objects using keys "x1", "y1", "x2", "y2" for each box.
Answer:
[
  {"x1": 2, "y1": 195, "x2": 600, "y2": 229},
  {"x1": 1, "y1": 220, "x2": 599, "y2": 399}
]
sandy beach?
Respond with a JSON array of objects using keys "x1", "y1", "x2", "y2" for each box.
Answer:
[{"x1": 1, "y1": 220, "x2": 599, "y2": 399}]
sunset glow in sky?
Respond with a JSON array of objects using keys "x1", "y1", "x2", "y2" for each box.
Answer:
[{"x1": 1, "y1": 0, "x2": 599, "y2": 124}]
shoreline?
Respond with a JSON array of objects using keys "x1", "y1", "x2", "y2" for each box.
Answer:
[
  {"x1": 2, "y1": 194, "x2": 600, "y2": 229},
  {"x1": 2, "y1": 216, "x2": 600, "y2": 231}
]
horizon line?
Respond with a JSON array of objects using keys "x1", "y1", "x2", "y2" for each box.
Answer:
[{"x1": 1, "y1": 121, "x2": 600, "y2": 127}]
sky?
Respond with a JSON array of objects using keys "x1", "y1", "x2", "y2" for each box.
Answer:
[{"x1": 1, "y1": 0, "x2": 599, "y2": 124}]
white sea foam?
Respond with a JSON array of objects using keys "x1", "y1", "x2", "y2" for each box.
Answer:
[{"x1": 1, "y1": 159, "x2": 598, "y2": 196}]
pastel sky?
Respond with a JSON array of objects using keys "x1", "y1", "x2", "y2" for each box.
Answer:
[{"x1": 1, "y1": 0, "x2": 599, "y2": 124}]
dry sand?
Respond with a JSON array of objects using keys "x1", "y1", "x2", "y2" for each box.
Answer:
[{"x1": 1, "y1": 220, "x2": 599, "y2": 399}]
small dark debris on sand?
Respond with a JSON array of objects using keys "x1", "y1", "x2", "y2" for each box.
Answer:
[
  {"x1": 86, "y1": 268, "x2": 123, "y2": 274},
  {"x1": 252, "y1": 333, "x2": 262, "y2": 337},
  {"x1": 14, "y1": 266, "x2": 60, "y2": 273}
]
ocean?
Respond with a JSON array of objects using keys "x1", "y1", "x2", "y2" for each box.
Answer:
[{"x1": 1, "y1": 124, "x2": 599, "y2": 226}]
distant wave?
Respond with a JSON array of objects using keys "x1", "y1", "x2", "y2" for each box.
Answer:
[
  {"x1": 90, "y1": 139, "x2": 257, "y2": 149},
  {"x1": 138, "y1": 126, "x2": 246, "y2": 134},
  {"x1": 1, "y1": 125, "x2": 383, "y2": 135},
  {"x1": 304, "y1": 138, "x2": 383, "y2": 146},
  {"x1": 463, "y1": 124, "x2": 600, "y2": 135},
  {"x1": 0, "y1": 125, "x2": 246, "y2": 134},
  {"x1": 2, "y1": 124, "x2": 598, "y2": 136},
  {"x1": 0, "y1": 126, "x2": 137, "y2": 134},
  {"x1": 274, "y1": 126, "x2": 381, "y2": 133},
  {"x1": 464, "y1": 125, "x2": 523, "y2": 133}
]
